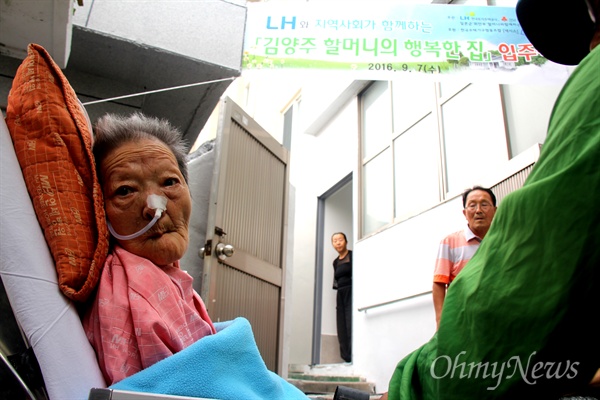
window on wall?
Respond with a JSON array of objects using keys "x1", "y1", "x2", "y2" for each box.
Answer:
[
  {"x1": 363, "y1": 150, "x2": 393, "y2": 234},
  {"x1": 392, "y1": 80, "x2": 440, "y2": 220},
  {"x1": 362, "y1": 81, "x2": 391, "y2": 160},
  {"x1": 361, "y1": 81, "x2": 393, "y2": 234},
  {"x1": 360, "y1": 80, "x2": 441, "y2": 236},
  {"x1": 394, "y1": 114, "x2": 440, "y2": 220},
  {"x1": 501, "y1": 84, "x2": 560, "y2": 157},
  {"x1": 360, "y1": 79, "x2": 553, "y2": 238},
  {"x1": 282, "y1": 96, "x2": 301, "y2": 152},
  {"x1": 440, "y1": 83, "x2": 508, "y2": 194}
]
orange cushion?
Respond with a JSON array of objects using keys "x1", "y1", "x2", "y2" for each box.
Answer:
[{"x1": 5, "y1": 43, "x2": 108, "y2": 302}]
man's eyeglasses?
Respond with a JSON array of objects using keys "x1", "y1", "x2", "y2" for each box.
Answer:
[{"x1": 466, "y1": 202, "x2": 493, "y2": 211}]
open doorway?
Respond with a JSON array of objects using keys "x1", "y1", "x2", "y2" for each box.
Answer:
[{"x1": 312, "y1": 173, "x2": 353, "y2": 365}]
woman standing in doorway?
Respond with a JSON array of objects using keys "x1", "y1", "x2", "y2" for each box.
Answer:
[{"x1": 332, "y1": 232, "x2": 352, "y2": 363}]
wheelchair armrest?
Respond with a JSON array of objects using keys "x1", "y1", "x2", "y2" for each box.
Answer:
[{"x1": 89, "y1": 388, "x2": 217, "y2": 400}]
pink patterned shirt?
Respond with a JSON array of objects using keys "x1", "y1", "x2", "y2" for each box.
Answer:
[{"x1": 83, "y1": 246, "x2": 215, "y2": 385}]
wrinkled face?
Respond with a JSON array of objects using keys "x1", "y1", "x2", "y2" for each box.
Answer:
[
  {"x1": 462, "y1": 190, "x2": 497, "y2": 238},
  {"x1": 100, "y1": 138, "x2": 192, "y2": 266},
  {"x1": 332, "y1": 233, "x2": 347, "y2": 254}
]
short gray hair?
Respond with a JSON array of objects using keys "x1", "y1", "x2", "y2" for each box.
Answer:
[{"x1": 92, "y1": 112, "x2": 189, "y2": 183}]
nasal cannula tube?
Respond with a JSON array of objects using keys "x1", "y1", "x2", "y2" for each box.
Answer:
[{"x1": 107, "y1": 194, "x2": 168, "y2": 241}]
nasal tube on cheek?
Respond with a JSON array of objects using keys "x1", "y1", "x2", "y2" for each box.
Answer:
[{"x1": 108, "y1": 194, "x2": 168, "y2": 241}]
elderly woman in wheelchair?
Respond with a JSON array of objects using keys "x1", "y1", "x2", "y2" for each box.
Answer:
[
  {"x1": 83, "y1": 113, "x2": 216, "y2": 386},
  {"x1": 1, "y1": 85, "x2": 308, "y2": 400}
]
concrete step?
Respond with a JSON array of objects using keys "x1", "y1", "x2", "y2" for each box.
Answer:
[
  {"x1": 307, "y1": 394, "x2": 382, "y2": 400},
  {"x1": 289, "y1": 363, "x2": 357, "y2": 376},
  {"x1": 287, "y1": 364, "x2": 378, "y2": 398},
  {"x1": 288, "y1": 373, "x2": 365, "y2": 383},
  {"x1": 288, "y1": 378, "x2": 375, "y2": 395}
]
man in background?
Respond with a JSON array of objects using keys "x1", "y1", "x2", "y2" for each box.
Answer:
[{"x1": 432, "y1": 186, "x2": 496, "y2": 329}]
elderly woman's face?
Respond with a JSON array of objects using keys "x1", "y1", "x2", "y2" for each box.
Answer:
[{"x1": 100, "y1": 138, "x2": 192, "y2": 266}]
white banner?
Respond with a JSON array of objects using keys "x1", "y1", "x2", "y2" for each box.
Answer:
[{"x1": 243, "y1": 2, "x2": 573, "y2": 83}]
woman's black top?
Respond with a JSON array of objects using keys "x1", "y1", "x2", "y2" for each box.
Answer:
[{"x1": 333, "y1": 250, "x2": 352, "y2": 290}]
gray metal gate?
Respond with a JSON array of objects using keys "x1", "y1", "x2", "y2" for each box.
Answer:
[{"x1": 200, "y1": 97, "x2": 289, "y2": 373}]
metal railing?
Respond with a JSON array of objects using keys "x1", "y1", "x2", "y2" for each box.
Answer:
[{"x1": 358, "y1": 290, "x2": 432, "y2": 312}]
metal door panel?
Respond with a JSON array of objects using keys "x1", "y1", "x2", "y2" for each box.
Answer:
[
  {"x1": 201, "y1": 97, "x2": 289, "y2": 373},
  {"x1": 212, "y1": 263, "x2": 280, "y2": 370}
]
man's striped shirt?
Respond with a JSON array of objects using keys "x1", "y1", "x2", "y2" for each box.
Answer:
[{"x1": 433, "y1": 226, "x2": 481, "y2": 285}]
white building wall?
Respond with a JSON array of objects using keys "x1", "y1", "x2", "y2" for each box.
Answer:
[
  {"x1": 352, "y1": 196, "x2": 466, "y2": 390},
  {"x1": 287, "y1": 93, "x2": 359, "y2": 364}
]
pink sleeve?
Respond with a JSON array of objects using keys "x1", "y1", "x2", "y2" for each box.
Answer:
[
  {"x1": 83, "y1": 253, "x2": 145, "y2": 385},
  {"x1": 83, "y1": 249, "x2": 215, "y2": 386}
]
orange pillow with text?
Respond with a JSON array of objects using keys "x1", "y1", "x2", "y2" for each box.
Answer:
[{"x1": 5, "y1": 43, "x2": 108, "y2": 302}]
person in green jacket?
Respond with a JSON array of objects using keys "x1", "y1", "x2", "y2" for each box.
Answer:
[{"x1": 381, "y1": 0, "x2": 600, "y2": 398}]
